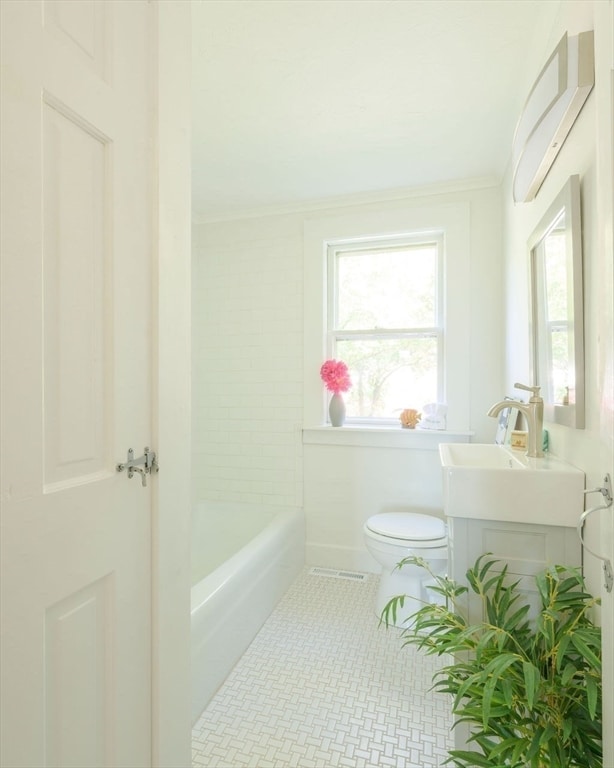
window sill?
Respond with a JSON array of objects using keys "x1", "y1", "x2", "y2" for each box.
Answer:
[{"x1": 302, "y1": 425, "x2": 474, "y2": 449}]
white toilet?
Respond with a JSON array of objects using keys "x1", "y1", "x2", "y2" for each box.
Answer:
[{"x1": 363, "y1": 511, "x2": 448, "y2": 627}]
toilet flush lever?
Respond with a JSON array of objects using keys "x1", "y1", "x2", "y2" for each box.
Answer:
[{"x1": 116, "y1": 447, "x2": 159, "y2": 487}]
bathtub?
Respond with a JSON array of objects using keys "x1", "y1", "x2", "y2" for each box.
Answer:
[{"x1": 191, "y1": 501, "x2": 305, "y2": 723}]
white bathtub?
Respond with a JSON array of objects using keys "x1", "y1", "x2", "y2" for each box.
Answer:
[{"x1": 191, "y1": 501, "x2": 305, "y2": 723}]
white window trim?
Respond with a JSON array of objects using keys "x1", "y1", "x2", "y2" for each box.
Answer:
[
  {"x1": 326, "y1": 233, "x2": 445, "y2": 422},
  {"x1": 303, "y1": 202, "x2": 471, "y2": 431}
]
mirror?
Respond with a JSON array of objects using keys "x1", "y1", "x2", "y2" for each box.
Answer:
[{"x1": 528, "y1": 175, "x2": 584, "y2": 428}]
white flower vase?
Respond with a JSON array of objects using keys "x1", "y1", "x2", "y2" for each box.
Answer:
[{"x1": 329, "y1": 392, "x2": 346, "y2": 427}]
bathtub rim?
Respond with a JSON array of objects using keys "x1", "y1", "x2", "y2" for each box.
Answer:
[{"x1": 190, "y1": 503, "x2": 303, "y2": 614}]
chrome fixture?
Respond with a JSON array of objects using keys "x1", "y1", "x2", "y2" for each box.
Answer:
[
  {"x1": 488, "y1": 383, "x2": 544, "y2": 458},
  {"x1": 578, "y1": 475, "x2": 613, "y2": 592},
  {"x1": 116, "y1": 447, "x2": 159, "y2": 487}
]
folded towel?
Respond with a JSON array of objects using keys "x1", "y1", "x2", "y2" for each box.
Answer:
[{"x1": 420, "y1": 402, "x2": 447, "y2": 430}]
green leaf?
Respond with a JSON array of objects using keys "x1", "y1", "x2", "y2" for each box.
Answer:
[
  {"x1": 561, "y1": 662, "x2": 577, "y2": 686},
  {"x1": 501, "y1": 677, "x2": 513, "y2": 708},
  {"x1": 504, "y1": 603, "x2": 531, "y2": 631},
  {"x1": 448, "y1": 750, "x2": 494, "y2": 767},
  {"x1": 486, "y1": 735, "x2": 523, "y2": 759},
  {"x1": 562, "y1": 717, "x2": 573, "y2": 741},
  {"x1": 479, "y1": 654, "x2": 520, "y2": 726},
  {"x1": 482, "y1": 571, "x2": 506, "y2": 595},
  {"x1": 557, "y1": 574, "x2": 583, "y2": 593},
  {"x1": 586, "y1": 674, "x2": 598, "y2": 719},
  {"x1": 477, "y1": 553, "x2": 497, "y2": 581},
  {"x1": 535, "y1": 570, "x2": 550, "y2": 606},
  {"x1": 526, "y1": 726, "x2": 543, "y2": 761},
  {"x1": 522, "y1": 661, "x2": 540, "y2": 710},
  {"x1": 570, "y1": 633, "x2": 602, "y2": 672},
  {"x1": 539, "y1": 722, "x2": 556, "y2": 744},
  {"x1": 555, "y1": 634, "x2": 571, "y2": 670}
]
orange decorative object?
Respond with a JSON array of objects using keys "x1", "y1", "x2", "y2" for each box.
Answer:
[{"x1": 400, "y1": 409, "x2": 421, "y2": 429}]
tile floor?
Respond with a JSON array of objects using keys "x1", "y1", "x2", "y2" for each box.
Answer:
[{"x1": 192, "y1": 567, "x2": 454, "y2": 768}]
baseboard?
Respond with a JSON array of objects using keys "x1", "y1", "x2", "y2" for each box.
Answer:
[{"x1": 305, "y1": 541, "x2": 381, "y2": 574}]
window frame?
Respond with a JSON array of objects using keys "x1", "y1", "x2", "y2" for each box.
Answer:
[
  {"x1": 326, "y1": 233, "x2": 445, "y2": 424},
  {"x1": 303, "y1": 202, "x2": 471, "y2": 433}
]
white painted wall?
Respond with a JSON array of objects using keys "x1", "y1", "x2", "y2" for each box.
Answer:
[
  {"x1": 191, "y1": 0, "x2": 611, "y2": 578},
  {"x1": 192, "y1": 0, "x2": 612, "y2": 752},
  {"x1": 501, "y1": 1, "x2": 613, "y2": 762},
  {"x1": 501, "y1": 0, "x2": 613, "y2": 598},
  {"x1": 192, "y1": 184, "x2": 504, "y2": 568}
]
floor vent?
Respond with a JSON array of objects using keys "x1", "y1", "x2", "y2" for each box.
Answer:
[{"x1": 308, "y1": 567, "x2": 367, "y2": 581}]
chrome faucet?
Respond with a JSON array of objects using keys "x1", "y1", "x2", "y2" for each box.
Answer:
[{"x1": 488, "y1": 383, "x2": 544, "y2": 458}]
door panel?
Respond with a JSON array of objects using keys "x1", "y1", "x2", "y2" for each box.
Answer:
[
  {"x1": 43, "y1": 98, "x2": 111, "y2": 489},
  {"x1": 1, "y1": 2, "x2": 154, "y2": 766},
  {"x1": 44, "y1": 575, "x2": 113, "y2": 768}
]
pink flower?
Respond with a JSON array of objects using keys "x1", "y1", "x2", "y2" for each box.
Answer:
[{"x1": 320, "y1": 359, "x2": 351, "y2": 394}]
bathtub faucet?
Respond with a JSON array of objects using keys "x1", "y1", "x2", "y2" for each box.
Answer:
[{"x1": 487, "y1": 383, "x2": 544, "y2": 458}]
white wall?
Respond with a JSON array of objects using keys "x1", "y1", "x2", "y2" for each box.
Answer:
[
  {"x1": 191, "y1": 0, "x2": 611, "y2": 578},
  {"x1": 192, "y1": 213, "x2": 304, "y2": 509},
  {"x1": 192, "y1": 184, "x2": 504, "y2": 568},
  {"x1": 191, "y1": 0, "x2": 613, "y2": 756},
  {"x1": 501, "y1": 0, "x2": 613, "y2": 596},
  {"x1": 502, "y1": 4, "x2": 613, "y2": 762}
]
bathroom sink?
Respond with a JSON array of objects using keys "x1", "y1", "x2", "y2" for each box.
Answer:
[{"x1": 439, "y1": 443, "x2": 585, "y2": 527}]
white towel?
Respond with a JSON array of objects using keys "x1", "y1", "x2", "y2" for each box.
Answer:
[{"x1": 420, "y1": 403, "x2": 447, "y2": 430}]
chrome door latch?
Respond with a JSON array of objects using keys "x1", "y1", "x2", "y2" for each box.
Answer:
[{"x1": 116, "y1": 447, "x2": 159, "y2": 487}]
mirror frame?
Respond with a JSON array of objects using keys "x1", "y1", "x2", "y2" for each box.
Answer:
[{"x1": 528, "y1": 174, "x2": 584, "y2": 428}]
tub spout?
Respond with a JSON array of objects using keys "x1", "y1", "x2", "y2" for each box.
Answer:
[{"x1": 488, "y1": 383, "x2": 544, "y2": 458}]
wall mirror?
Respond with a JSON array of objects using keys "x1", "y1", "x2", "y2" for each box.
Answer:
[{"x1": 528, "y1": 174, "x2": 584, "y2": 428}]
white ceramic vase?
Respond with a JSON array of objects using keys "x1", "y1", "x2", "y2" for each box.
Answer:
[{"x1": 329, "y1": 392, "x2": 346, "y2": 427}]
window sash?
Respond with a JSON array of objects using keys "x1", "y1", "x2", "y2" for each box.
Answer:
[{"x1": 326, "y1": 234, "x2": 444, "y2": 421}]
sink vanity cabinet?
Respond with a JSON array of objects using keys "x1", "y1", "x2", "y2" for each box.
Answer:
[
  {"x1": 438, "y1": 442, "x2": 585, "y2": 755},
  {"x1": 448, "y1": 516, "x2": 581, "y2": 625},
  {"x1": 439, "y1": 442, "x2": 585, "y2": 623}
]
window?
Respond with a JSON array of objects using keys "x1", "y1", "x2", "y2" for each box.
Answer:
[
  {"x1": 303, "y1": 201, "x2": 471, "y2": 433},
  {"x1": 327, "y1": 235, "x2": 443, "y2": 421}
]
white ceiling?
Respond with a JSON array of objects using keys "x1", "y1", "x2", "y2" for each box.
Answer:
[{"x1": 191, "y1": 0, "x2": 561, "y2": 219}]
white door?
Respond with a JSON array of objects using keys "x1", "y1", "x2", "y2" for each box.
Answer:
[{"x1": 1, "y1": 1, "x2": 157, "y2": 765}]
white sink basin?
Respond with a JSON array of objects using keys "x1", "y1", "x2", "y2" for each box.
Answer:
[{"x1": 439, "y1": 443, "x2": 585, "y2": 527}]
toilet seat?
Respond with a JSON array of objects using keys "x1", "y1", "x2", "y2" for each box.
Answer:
[
  {"x1": 365, "y1": 512, "x2": 446, "y2": 543},
  {"x1": 363, "y1": 511, "x2": 448, "y2": 627}
]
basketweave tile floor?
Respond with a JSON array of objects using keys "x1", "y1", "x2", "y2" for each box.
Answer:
[{"x1": 192, "y1": 567, "x2": 454, "y2": 768}]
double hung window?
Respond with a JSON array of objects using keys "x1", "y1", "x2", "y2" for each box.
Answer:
[{"x1": 327, "y1": 234, "x2": 444, "y2": 422}]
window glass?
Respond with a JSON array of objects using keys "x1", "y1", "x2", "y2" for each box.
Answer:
[
  {"x1": 336, "y1": 336, "x2": 439, "y2": 418},
  {"x1": 329, "y1": 235, "x2": 443, "y2": 421},
  {"x1": 336, "y1": 244, "x2": 438, "y2": 329}
]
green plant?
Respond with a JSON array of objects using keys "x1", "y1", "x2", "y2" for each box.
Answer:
[{"x1": 382, "y1": 555, "x2": 602, "y2": 768}]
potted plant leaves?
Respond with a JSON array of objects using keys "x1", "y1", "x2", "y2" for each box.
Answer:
[{"x1": 382, "y1": 554, "x2": 602, "y2": 767}]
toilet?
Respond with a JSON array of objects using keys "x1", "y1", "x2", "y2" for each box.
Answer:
[{"x1": 363, "y1": 511, "x2": 448, "y2": 627}]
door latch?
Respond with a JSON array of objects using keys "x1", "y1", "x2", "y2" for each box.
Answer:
[{"x1": 116, "y1": 447, "x2": 159, "y2": 487}]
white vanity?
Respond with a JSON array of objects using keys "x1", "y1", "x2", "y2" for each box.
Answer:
[
  {"x1": 439, "y1": 442, "x2": 584, "y2": 624},
  {"x1": 439, "y1": 442, "x2": 585, "y2": 753}
]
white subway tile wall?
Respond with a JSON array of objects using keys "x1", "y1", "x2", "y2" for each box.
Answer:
[
  {"x1": 192, "y1": 190, "x2": 505, "y2": 565},
  {"x1": 192, "y1": 216, "x2": 305, "y2": 507}
]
